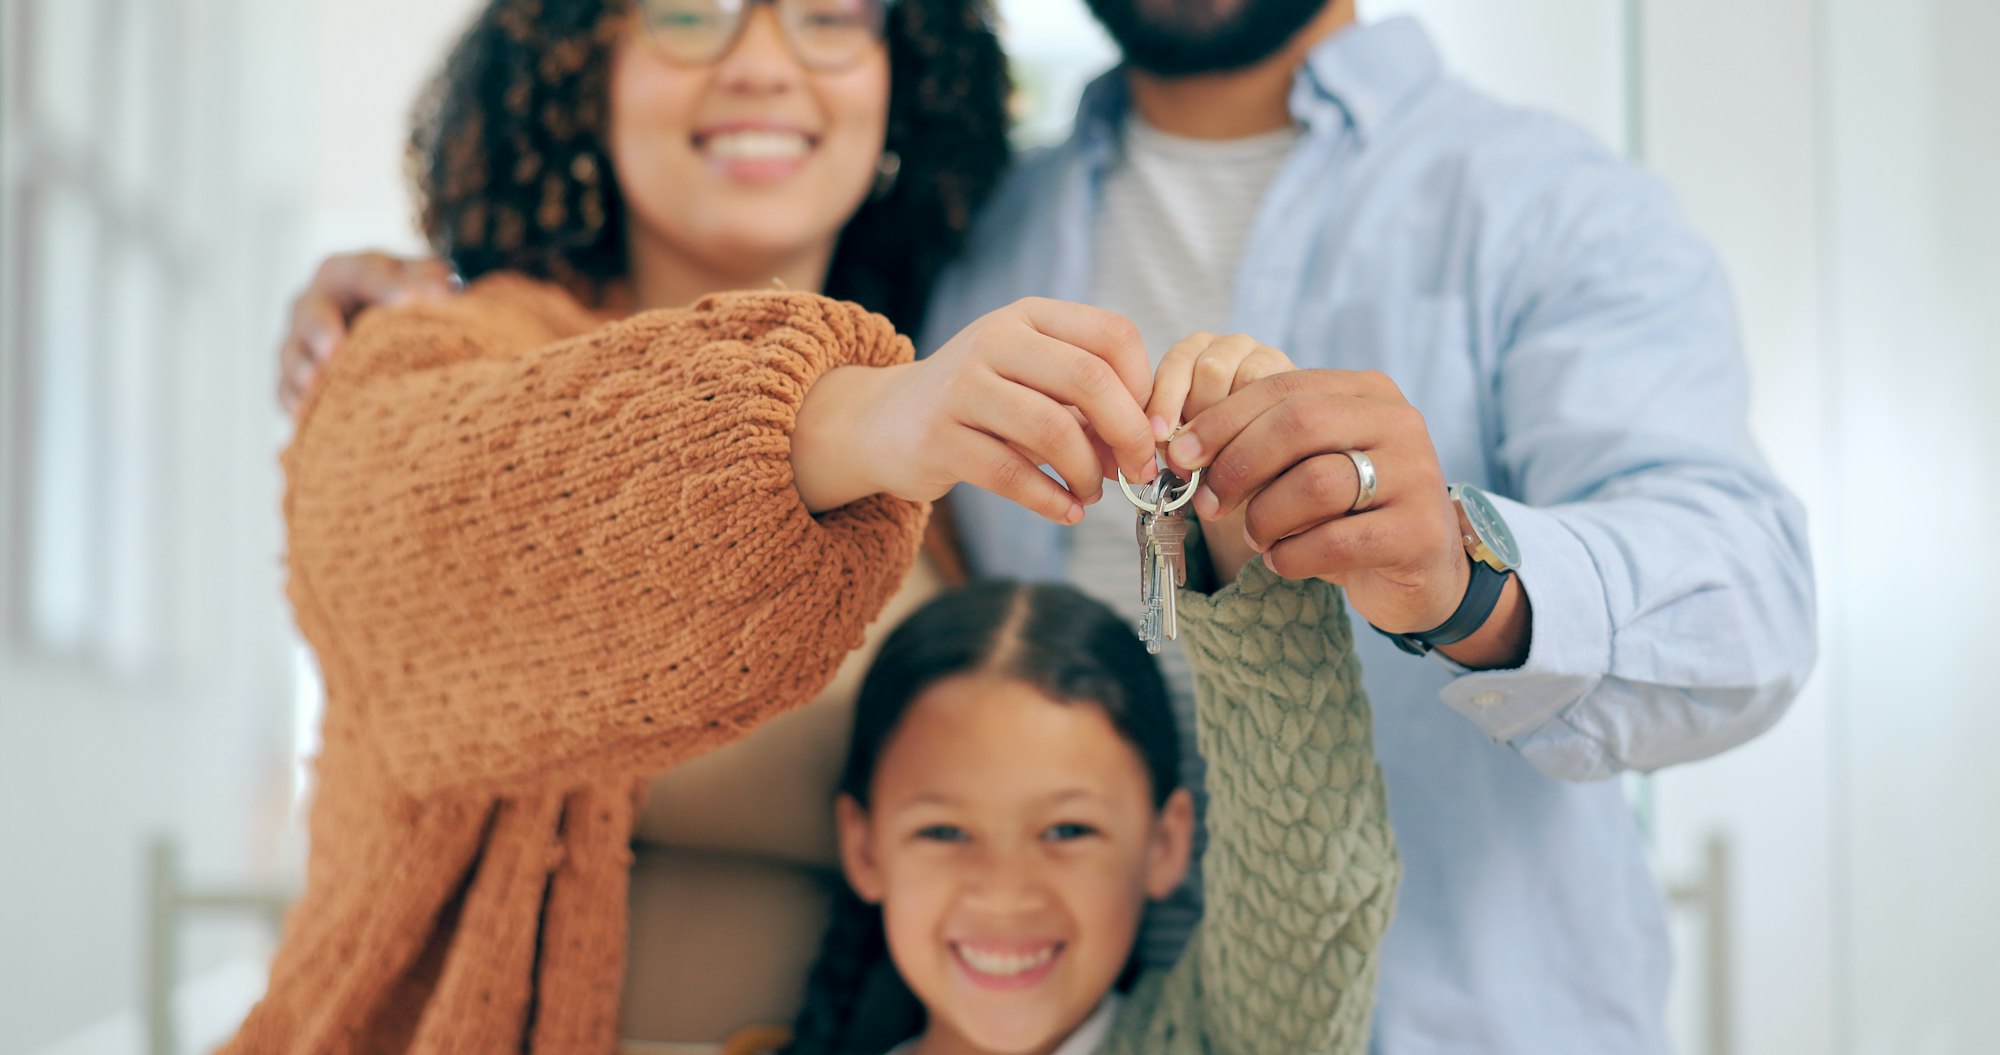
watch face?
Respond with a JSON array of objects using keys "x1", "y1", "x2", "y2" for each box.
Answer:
[{"x1": 1455, "y1": 484, "x2": 1522, "y2": 570}]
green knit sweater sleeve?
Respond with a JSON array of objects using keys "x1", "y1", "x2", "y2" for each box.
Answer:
[{"x1": 1103, "y1": 561, "x2": 1399, "y2": 1055}]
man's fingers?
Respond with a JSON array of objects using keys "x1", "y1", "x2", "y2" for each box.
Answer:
[
  {"x1": 1261, "y1": 514, "x2": 1402, "y2": 581},
  {"x1": 278, "y1": 343, "x2": 305, "y2": 415},
  {"x1": 281, "y1": 252, "x2": 458, "y2": 414},
  {"x1": 1167, "y1": 372, "x2": 1299, "y2": 476},
  {"x1": 1240, "y1": 451, "x2": 1373, "y2": 551},
  {"x1": 953, "y1": 429, "x2": 1084, "y2": 525},
  {"x1": 1167, "y1": 370, "x2": 1392, "y2": 476},
  {"x1": 1188, "y1": 391, "x2": 1394, "y2": 518},
  {"x1": 278, "y1": 344, "x2": 319, "y2": 414},
  {"x1": 387, "y1": 257, "x2": 459, "y2": 306},
  {"x1": 316, "y1": 251, "x2": 433, "y2": 316},
  {"x1": 290, "y1": 288, "x2": 347, "y2": 365},
  {"x1": 1009, "y1": 298, "x2": 1153, "y2": 404}
]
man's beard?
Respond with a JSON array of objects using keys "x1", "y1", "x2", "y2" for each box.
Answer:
[{"x1": 1083, "y1": 0, "x2": 1331, "y2": 77}]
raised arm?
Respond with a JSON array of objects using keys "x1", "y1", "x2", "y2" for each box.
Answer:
[
  {"x1": 1110, "y1": 562, "x2": 1398, "y2": 1055},
  {"x1": 1443, "y1": 159, "x2": 1817, "y2": 779},
  {"x1": 283, "y1": 275, "x2": 926, "y2": 799}
]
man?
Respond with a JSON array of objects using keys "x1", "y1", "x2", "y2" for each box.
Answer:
[
  {"x1": 283, "y1": 2, "x2": 1815, "y2": 1050},
  {"x1": 928, "y1": 1, "x2": 1812, "y2": 1050}
]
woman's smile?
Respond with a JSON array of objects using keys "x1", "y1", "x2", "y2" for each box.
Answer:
[{"x1": 693, "y1": 120, "x2": 820, "y2": 182}]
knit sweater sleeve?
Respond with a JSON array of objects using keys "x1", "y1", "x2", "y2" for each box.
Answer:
[
  {"x1": 1105, "y1": 562, "x2": 1400, "y2": 1055},
  {"x1": 282, "y1": 275, "x2": 927, "y2": 799}
]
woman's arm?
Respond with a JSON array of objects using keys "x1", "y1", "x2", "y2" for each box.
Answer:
[
  {"x1": 1109, "y1": 562, "x2": 1399, "y2": 1055},
  {"x1": 284, "y1": 276, "x2": 927, "y2": 799}
]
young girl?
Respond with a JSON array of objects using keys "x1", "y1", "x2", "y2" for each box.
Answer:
[{"x1": 787, "y1": 563, "x2": 1399, "y2": 1055}]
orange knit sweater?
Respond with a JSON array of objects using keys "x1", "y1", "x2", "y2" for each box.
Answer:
[{"x1": 225, "y1": 276, "x2": 926, "y2": 1054}]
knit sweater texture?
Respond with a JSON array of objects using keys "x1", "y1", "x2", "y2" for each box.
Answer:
[
  {"x1": 1101, "y1": 561, "x2": 1400, "y2": 1055},
  {"x1": 226, "y1": 275, "x2": 927, "y2": 1055}
]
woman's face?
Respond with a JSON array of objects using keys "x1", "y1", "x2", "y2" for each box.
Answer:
[
  {"x1": 606, "y1": 4, "x2": 890, "y2": 282},
  {"x1": 838, "y1": 675, "x2": 1194, "y2": 1055}
]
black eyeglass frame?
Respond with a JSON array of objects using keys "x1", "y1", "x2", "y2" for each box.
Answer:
[{"x1": 634, "y1": 0, "x2": 898, "y2": 73}]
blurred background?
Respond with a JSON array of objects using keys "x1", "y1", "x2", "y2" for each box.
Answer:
[{"x1": 1, "y1": 0, "x2": 1995, "y2": 1052}]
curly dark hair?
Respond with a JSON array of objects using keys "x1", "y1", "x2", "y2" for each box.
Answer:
[
  {"x1": 783, "y1": 581, "x2": 1182, "y2": 1055},
  {"x1": 408, "y1": 0, "x2": 1011, "y2": 336}
]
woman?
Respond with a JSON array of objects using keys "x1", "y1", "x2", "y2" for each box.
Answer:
[{"x1": 240, "y1": 0, "x2": 1172, "y2": 1052}]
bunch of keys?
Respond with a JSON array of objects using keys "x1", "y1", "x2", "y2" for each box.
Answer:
[{"x1": 1117, "y1": 461, "x2": 1203, "y2": 654}]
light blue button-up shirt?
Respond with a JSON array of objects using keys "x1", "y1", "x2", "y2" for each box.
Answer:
[{"x1": 915, "y1": 17, "x2": 1816, "y2": 1054}]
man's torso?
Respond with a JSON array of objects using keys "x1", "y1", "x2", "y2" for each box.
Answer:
[{"x1": 917, "y1": 19, "x2": 1673, "y2": 1054}]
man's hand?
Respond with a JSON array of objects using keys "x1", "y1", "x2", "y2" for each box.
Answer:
[
  {"x1": 278, "y1": 252, "x2": 457, "y2": 414},
  {"x1": 1165, "y1": 369, "x2": 1471, "y2": 636},
  {"x1": 791, "y1": 298, "x2": 1160, "y2": 522}
]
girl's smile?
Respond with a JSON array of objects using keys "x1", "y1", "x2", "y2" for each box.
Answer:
[
  {"x1": 950, "y1": 939, "x2": 1066, "y2": 990},
  {"x1": 839, "y1": 672, "x2": 1193, "y2": 1055}
]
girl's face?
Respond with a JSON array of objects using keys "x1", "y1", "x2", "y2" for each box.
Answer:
[
  {"x1": 838, "y1": 675, "x2": 1194, "y2": 1055},
  {"x1": 606, "y1": 3, "x2": 890, "y2": 281}
]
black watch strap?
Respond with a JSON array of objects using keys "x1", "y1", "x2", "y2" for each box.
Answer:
[{"x1": 1377, "y1": 559, "x2": 1513, "y2": 656}]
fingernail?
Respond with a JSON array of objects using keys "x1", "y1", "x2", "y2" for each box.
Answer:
[
  {"x1": 1242, "y1": 524, "x2": 1265, "y2": 554},
  {"x1": 1150, "y1": 415, "x2": 1171, "y2": 441},
  {"x1": 1169, "y1": 432, "x2": 1202, "y2": 467},
  {"x1": 1193, "y1": 486, "x2": 1219, "y2": 519},
  {"x1": 1065, "y1": 502, "x2": 1084, "y2": 525},
  {"x1": 1138, "y1": 460, "x2": 1159, "y2": 484}
]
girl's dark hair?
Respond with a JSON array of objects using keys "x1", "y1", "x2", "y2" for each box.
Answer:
[
  {"x1": 783, "y1": 582, "x2": 1182, "y2": 1055},
  {"x1": 407, "y1": 0, "x2": 1011, "y2": 336}
]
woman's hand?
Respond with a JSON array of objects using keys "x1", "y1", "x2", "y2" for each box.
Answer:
[
  {"x1": 278, "y1": 252, "x2": 458, "y2": 414},
  {"x1": 1146, "y1": 333, "x2": 1297, "y2": 585},
  {"x1": 791, "y1": 298, "x2": 1161, "y2": 523}
]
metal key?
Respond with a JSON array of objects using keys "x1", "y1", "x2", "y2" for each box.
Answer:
[
  {"x1": 1122, "y1": 465, "x2": 1200, "y2": 653},
  {"x1": 1136, "y1": 507, "x2": 1167, "y2": 653},
  {"x1": 1150, "y1": 497, "x2": 1190, "y2": 643}
]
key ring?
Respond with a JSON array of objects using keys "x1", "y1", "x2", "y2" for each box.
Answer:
[{"x1": 1117, "y1": 464, "x2": 1203, "y2": 515}]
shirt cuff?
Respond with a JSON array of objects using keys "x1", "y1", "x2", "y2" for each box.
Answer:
[{"x1": 1432, "y1": 494, "x2": 1610, "y2": 743}]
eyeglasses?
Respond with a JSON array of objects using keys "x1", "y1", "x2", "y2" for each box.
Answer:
[{"x1": 637, "y1": 0, "x2": 893, "y2": 73}]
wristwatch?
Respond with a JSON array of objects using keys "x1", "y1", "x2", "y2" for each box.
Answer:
[{"x1": 1380, "y1": 483, "x2": 1522, "y2": 656}]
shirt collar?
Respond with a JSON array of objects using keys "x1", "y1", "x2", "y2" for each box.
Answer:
[
  {"x1": 1070, "y1": 15, "x2": 1443, "y2": 149},
  {"x1": 1296, "y1": 15, "x2": 1442, "y2": 138}
]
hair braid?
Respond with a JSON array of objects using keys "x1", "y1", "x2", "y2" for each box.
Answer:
[{"x1": 782, "y1": 888, "x2": 924, "y2": 1055}]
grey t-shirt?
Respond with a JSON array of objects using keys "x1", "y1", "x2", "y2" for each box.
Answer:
[{"x1": 1073, "y1": 115, "x2": 1300, "y2": 966}]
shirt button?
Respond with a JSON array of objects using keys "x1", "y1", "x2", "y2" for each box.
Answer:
[{"x1": 1472, "y1": 691, "x2": 1505, "y2": 708}]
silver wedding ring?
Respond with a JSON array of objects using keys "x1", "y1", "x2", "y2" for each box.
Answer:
[{"x1": 1341, "y1": 449, "x2": 1378, "y2": 512}]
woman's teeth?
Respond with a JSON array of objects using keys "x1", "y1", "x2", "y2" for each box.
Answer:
[
  {"x1": 955, "y1": 943, "x2": 1059, "y2": 977},
  {"x1": 703, "y1": 130, "x2": 810, "y2": 160}
]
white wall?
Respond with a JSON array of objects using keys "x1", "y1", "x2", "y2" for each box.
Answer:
[
  {"x1": 1639, "y1": 2, "x2": 1835, "y2": 1054},
  {"x1": 1823, "y1": 1, "x2": 2000, "y2": 1051},
  {"x1": 1363, "y1": 0, "x2": 1628, "y2": 150},
  {"x1": 1, "y1": 1, "x2": 300, "y2": 1049},
  {"x1": 0, "y1": 2, "x2": 481, "y2": 1052}
]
